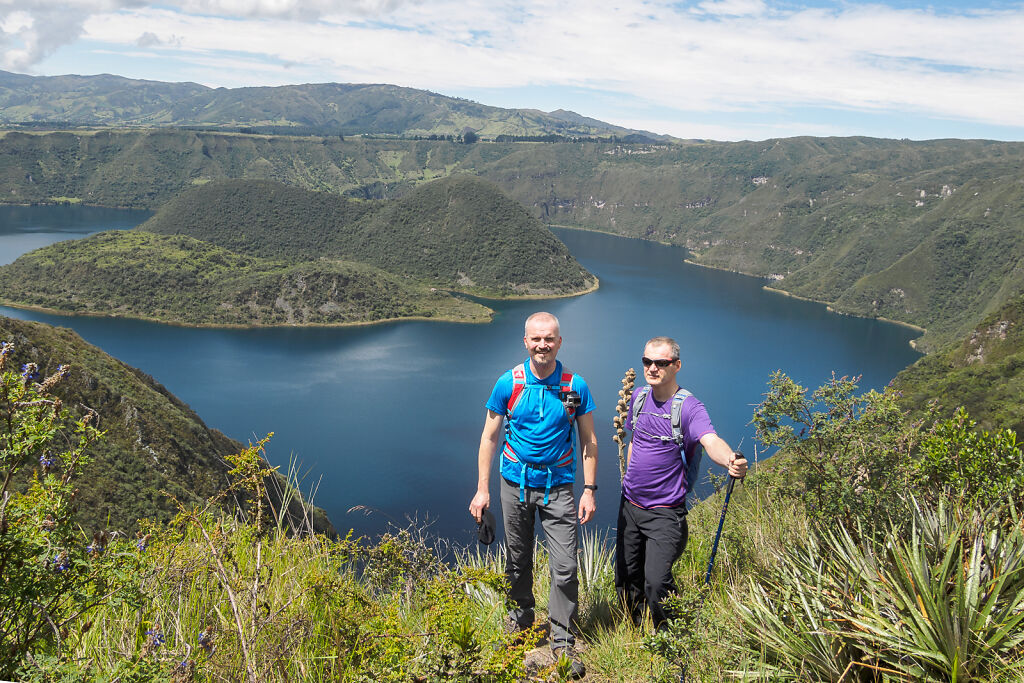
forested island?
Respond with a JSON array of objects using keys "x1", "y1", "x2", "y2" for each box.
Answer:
[{"x1": 0, "y1": 176, "x2": 597, "y2": 326}]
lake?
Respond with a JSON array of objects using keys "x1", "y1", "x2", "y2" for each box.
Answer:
[{"x1": 0, "y1": 205, "x2": 922, "y2": 542}]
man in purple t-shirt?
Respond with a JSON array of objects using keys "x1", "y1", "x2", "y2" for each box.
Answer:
[{"x1": 615, "y1": 336, "x2": 748, "y2": 629}]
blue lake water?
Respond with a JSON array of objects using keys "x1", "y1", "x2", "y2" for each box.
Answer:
[{"x1": 0, "y1": 206, "x2": 922, "y2": 542}]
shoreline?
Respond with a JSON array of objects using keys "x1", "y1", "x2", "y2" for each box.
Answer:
[
  {"x1": 683, "y1": 257, "x2": 763, "y2": 279},
  {"x1": 0, "y1": 199, "x2": 154, "y2": 212},
  {"x1": 468, "y1": 276, "x2": 600, "y2": 302},
  {"x1": 552, "y1": 229, "x2": 929, "y2": 346},
  {"x1": 679, "y1": 256, "x2": 928, "y2": 350},
  {"x1": 762, "y1": 286, "x2": 927, "y2": 333},
  {"x1": 0, "y1": 299, "x2": 493, "y2": 329},
  {"x1": 0, "y1": 278, "x2": 600, "y2": 330}
]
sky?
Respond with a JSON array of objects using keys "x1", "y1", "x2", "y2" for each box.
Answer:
[{"x1": 1, "y1": 0, "x2": 1023, "y2": 141}]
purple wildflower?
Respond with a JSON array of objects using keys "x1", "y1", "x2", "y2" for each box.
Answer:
[
  {"x1": 52, "y1": 551, "x2": 71, "y2": 572},
  {"x1": 146, "y1": 627, "x2": 166, "y2": 648},
  {"x1": 198, "y1": 626, "x2": 214, "y2": 654},
  {"x1": 136, "y1": 533, "x2": 151, "y2": 552},
  {"x1": 20, "y1": 362, "x2": 38, "y2": 382}
]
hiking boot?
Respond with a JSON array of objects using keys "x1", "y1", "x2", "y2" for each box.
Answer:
[
  {"x1": 551, "y1": 645, "x2": 585, "y2": 679},
  {"x1": 504, "y1": 614, "x2": 530, "y2": 646}
]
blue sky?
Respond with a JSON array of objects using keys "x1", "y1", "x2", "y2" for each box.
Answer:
[{"x1": 2, "y1": 0, "x2": 1023, "y2": 141}]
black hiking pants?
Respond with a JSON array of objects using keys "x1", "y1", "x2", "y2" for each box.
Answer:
[{"x1": 614, "y1": 496, "x2": 688, "y2": 630}]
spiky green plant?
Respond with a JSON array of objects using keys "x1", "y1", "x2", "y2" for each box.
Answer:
[{"x1": 734, "y1": 499, "x2": 1024, "y2": 682}]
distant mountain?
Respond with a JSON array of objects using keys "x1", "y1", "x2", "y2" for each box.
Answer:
[
  {"x1": 0, "y1": 70, "x2": 673, "y2": 141},
  {"x1": 0, "y1": 176, "x2": 596, "y2": 325},
  {"x1": 0, "y1": 316, "x2": 335, "y2": 534}
]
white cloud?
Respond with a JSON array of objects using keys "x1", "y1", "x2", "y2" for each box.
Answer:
[
  {"x1": 694, "y1": 0, "x2": 767, "y2": 17},
  {"x1": 5, "y1": 0, "x2": 1024, "y2": 136}
]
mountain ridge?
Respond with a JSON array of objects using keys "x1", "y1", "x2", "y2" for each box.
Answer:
[{"x1": 0, "y1": 70, "x2": 674, "y2": 141}]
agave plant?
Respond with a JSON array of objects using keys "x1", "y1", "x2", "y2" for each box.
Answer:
[
  {"x1": 842, "y1": 501, "x2": 1024, "y2": 681},
  {"x1": 734, "y1": 500, "x2": 1024, "y2": 682},
  {"x1": 735, "y1": 533, "x2": 875, "y2": 681},
  {"x1": 578, "y1": 529, "x2": 615, "y2": 596}
]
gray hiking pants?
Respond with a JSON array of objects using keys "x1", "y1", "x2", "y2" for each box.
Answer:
[{"x1": 500, "y1": 477, "x2": 579, "y2": 648}]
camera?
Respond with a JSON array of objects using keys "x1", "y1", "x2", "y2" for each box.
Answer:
[{"x1": 561, "y1": 390, "x2": 582, "y2": 409}]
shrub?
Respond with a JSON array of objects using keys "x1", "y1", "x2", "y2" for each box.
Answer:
[
  {"x1": 0, "y1": 343, "x2": 141, "y2": 678},
  {"x1": 916, "y1": 406, "x2": 1024, "y2": 511},
  {"x1": 751, "y1": 371, "x2": 921, "y2": 531}
]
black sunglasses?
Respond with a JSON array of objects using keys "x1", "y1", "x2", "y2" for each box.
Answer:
[{"x1": 641, "y1": 357, "x2": 678, "y2": 368}]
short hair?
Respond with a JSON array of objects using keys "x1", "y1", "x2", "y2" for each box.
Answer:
[
  {"x1": 645, "y1": 336, "x2": 680, "y2": 359},
  {"x1": 525, "y1": 311, "x2": 560, "y2": 336}
]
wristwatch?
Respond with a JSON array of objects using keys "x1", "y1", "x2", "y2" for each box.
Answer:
[{"x1": 583, "y1": 484, "x2": 598, "y2": 491}]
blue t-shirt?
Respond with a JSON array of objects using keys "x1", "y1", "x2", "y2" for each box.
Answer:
[{"x1": 486, "y1": 359, "x2": 595, "y2": 488}]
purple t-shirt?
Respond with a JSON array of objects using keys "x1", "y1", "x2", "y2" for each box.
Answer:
[{"x1": 622, "y1": 389, "x2": 715, "y2": 509}]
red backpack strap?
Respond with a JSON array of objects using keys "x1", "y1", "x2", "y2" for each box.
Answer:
[
  {"x1": 559, "y1": 367, "x2": 577, "y2": 421},
  {"x1": 506, "y1": 363, "x2": 527, "y2": 416}
]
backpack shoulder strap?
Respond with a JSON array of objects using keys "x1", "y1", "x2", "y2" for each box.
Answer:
[
  {"x1": 671, "y1": 387, "x2": 705, "y2": 503},
  {"x1": 669, "y1": 387, "x2": 692, "y2": 445},
  {"x1": 506, "y1": 363, "x2": 527, "y2": 416},
  {"x1": 559, "y1": 366, "x2": 577, "y2": 423},
  {"x1": 631, "y1": 385, "x2": 651, "y2": 428}
]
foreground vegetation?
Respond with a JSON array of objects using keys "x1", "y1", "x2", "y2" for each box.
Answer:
[{"x1": 5, "y1": 340, "x2": 1023, "y2": 681}]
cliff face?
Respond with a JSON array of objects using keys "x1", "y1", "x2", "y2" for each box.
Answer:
[{"x1": 0, "y1": 315, "x2": 334, "y2": 535}]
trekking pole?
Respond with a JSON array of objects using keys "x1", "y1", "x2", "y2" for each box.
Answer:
[
  {"x1": 704, "y1": 471, "x2": 737, "y2": 586},
  {"x1": 681, "y1": 453, "x2": 742, "y2": 683}
]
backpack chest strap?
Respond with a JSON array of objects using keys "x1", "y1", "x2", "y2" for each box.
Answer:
[{"x1": 506, "y1": 363, "x2": 577, "y2": 424}]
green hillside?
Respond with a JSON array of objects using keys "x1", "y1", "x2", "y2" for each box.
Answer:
[
  {"x1": 140, "y1": 176, "x2": 597, "y2": 297},
  {"x1": 0, "y1": 230, "x2": 492, "y2": 325},
  {"x1": 0, "y1": 315, "x2": 334, "y2": 533},
  {"x1": 2, "y1": 129, "x2": 1023, "y2": 349},
  {"x1": 328, "y1": 175, "x2": 597, "y2": 295},
  {"x1": 0, "y1": 71, "x2": 670, "y2": 140},
  {"x1": 138, "y1": 178, "x2": 382, "y2": 257},
  {"x1": 894, "y1": 293, "x2": 1024, "y2": 436}
]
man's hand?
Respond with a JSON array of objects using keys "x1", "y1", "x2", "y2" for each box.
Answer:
[
  {"x1": 578, "y1": 489, "x2": 596, "y2": 524},
  {"x1": 469, "y1": 491, "x2": 490, "y2": 523},
  {"x1": 728, "y1": 454, "x2": 748, "y2": 479}
]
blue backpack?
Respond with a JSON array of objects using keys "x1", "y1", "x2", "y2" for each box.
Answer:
[
  {"x1": 501, "y1": 362, "x2": 579, "y2": 503},
  {"x1": 630, "y1": 385, "x2": 704, "y2": 504}
]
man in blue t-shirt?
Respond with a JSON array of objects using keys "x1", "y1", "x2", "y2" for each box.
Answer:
[
  {"x1": 469, "y1": 312, "x2": 597, "y2": 676},
  {"x1": 616, "y1": 336, "x2": 747, "y2": 629}
]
